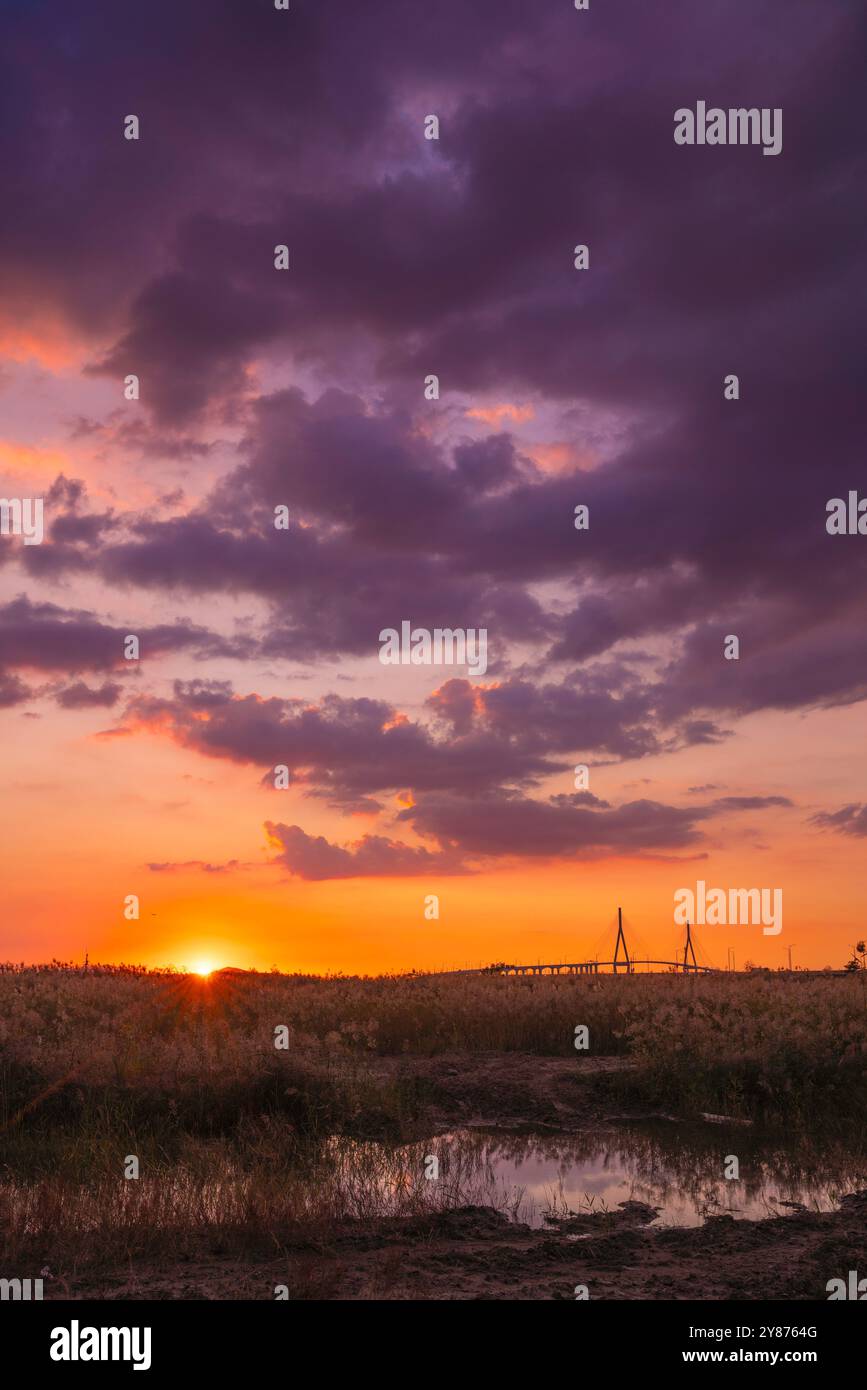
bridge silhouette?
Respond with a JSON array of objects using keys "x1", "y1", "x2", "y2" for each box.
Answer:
[{"x1": 482, "y1": 908, "x2": 716, "y2": 976}]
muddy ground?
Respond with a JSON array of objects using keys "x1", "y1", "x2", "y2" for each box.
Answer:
[
  {"x1": 376, "y1": 1051, "x2": 641, "y2": 1133},
  {"x1": 57, "y1": 1192, "x2": 867, "y2": 1301}
]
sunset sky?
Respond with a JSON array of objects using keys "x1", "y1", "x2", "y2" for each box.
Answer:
[{"x1": 1, "y1": 0, "x2": 865, "y2": 975}]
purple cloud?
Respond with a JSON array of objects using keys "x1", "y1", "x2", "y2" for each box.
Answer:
[
  {"x1": 265, "y1": 823, "x2": 464, "y2": 881},
  {"x1": 810, "y1": 805, "x2": 867, "y2": 838}
]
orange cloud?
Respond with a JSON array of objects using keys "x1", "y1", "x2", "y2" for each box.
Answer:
[
  {"x1": 524, "y1": 441, "x2": 596, "y2": 474},
  {"x1": 0, "y1": 439, "x2": 70, "y2": 480},
  {"x1": 466, "y1": 403, "x2": 535, "y2": 426},
  {"x1": 381, "y1": 712, "x2": 410, "y2": 731},
  {"x1": 0, "y1": 320, "x2": 88, "y2": 371}
]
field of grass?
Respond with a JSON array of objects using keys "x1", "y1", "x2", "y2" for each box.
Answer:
[
  {"x1": 2, "y1": 964, "x2": 866, "y2": 1277},
  {"x1": 2, "y1": 963, "x2": 866, "y2": 1115}
]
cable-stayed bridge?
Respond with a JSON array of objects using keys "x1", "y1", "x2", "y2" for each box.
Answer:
[{"x1": 481, "y1": 908, "x2": 717, "y2": 976}]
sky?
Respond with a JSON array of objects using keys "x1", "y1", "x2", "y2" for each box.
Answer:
[{"x1": 1, "y1": 0, "x2": 865, "y2": 975}]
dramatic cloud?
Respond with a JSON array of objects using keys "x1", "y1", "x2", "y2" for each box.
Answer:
[
  {"x1": 1, "y1": 0, "x2": 863, "y2": 899},
  {"x1": 265, "y1": 823, "x2": 464, "y2": 881},
  {"x1": 0, "y1": 597, "x2": 252, "y2": 678},
  {"x1": 810, "y1": 805, "x2": 867, "y2": 839},
  {"x1": 398, "y1": 790, "x2": 712, "y2": 860},
  {"x1": 261, "y1": 787, "x2": 780, "y2": 880},
  {"x1": 125, "y1": 681, "x2": 563, "y2": 801},
  {"x1": 55, "y1": 680, "x2": 123, "y2": 709},
  {"x1": 117, "y1": 679, "x2": 791, "y2": 875}
]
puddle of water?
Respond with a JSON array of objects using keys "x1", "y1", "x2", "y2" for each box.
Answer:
[
  {"x1": 9, "y1": 1125, "x2": 860, "y2": 1235},
  {"x1": 346, "y1": 1126, "x2": 867, "y2": 1229}
]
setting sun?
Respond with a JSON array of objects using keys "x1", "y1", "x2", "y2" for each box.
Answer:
[{"x1": 190, "y1": 959, "x2": 216, "y2": 978}]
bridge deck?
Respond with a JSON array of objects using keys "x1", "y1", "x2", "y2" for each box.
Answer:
[{"x1": 490, "y1": 959, "x2": 715, "y2": 976}]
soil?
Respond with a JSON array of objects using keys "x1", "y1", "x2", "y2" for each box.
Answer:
[
  {"x1": 57, "y1": 1191, "x2": 867, "y2": 1301},
  {"x1": 376, "y1": 1050, "x2": 643, "y2": 1134}
]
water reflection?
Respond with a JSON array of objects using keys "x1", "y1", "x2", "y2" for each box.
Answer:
[{"x1": 332, "y1": 1124, "x2": 867, "y2": 1229}]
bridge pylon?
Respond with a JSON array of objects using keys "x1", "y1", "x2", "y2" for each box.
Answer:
[
  {"x1": 612, "y1": 906, "x2": 632, "y2": 974},
  {"x1": 682, "y1": 920, "x2": 699, "y2": 973}
]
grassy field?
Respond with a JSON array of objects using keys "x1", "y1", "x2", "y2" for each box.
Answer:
[
  {"x1": 2, "y1": 963, "x2": 866, "y2": 1116},
  {"x1": 2, "y1": 964, "x2": 866, "y2": 1279}
]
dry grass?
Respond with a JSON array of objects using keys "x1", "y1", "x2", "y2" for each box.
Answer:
[
  {"x1": 1, "y1": 962, "x2": 865, "y2": 1086},
  {"x1": 0, "y1": 1123, "x2": 525, "y2": 1269},
  {"x1": 2, "y1": 964, "x2": 866, "y2": 1272}
]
